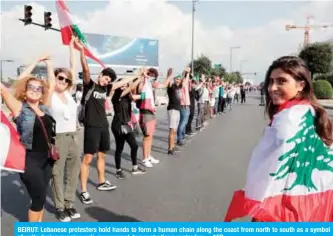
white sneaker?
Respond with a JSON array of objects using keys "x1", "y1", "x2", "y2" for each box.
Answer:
[
  {"x1": 143, "y1": 159, "x2": 153, "y2": 168},
  {"x1": 149, "y1": 156, "x2": 160, "y2": 164}
]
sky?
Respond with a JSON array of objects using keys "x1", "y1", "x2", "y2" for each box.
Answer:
[{"x1": 0, "y1": 0, "x2": 333, "y2": 84}]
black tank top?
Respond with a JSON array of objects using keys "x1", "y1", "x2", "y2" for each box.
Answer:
[{"x1": 31, "y1": 114, "x2": 53, "y2": 153}]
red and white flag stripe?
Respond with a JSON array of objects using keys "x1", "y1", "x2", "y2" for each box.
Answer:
[
  {"x1": 56, "y1": 0, "x2": 106, "y2": 68},
  {"x1": 0, "y1": 111, "x2": 26, "y2": 173}
]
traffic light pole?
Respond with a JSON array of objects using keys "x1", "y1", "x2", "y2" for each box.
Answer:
[{"x1": 19, "y1": 19, "x2": 60, "y2": 32}]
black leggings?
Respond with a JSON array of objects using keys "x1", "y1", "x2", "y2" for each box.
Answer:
[
  {"x1": 20, "y1": 151, "x2": 53, "y2": 212},
  {"x1": 111, "y1": 127, "x2": 138, "y2": 170}
]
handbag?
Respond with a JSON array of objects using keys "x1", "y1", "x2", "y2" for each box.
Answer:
[
  {"x1": 35, "y1": 114, "x2": 60, "y2": 161},
  {"x1": 121, "y1": 124, "x2": 133, "y2": 135}
]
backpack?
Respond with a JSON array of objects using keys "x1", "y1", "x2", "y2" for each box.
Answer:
[{"x1": 78, "y1": 83, "x2": 95, "y2": 124}]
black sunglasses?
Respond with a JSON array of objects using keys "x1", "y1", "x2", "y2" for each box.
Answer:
[{"x1": 58, "y1": 76, "x2": 72, "y2": 84}]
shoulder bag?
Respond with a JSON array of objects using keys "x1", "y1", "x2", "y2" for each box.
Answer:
[
  {"x1": 35, "y1": 114, "x2": 60, "y2": 161},
  {"x1": 78, "y1": 83, "x2": 95, "y2": 124}
]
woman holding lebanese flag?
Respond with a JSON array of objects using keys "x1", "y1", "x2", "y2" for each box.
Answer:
[{"x1": 224, "y1": 56, "x2": 333, "y2": 222}]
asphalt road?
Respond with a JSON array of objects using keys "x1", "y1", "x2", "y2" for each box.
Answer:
[{"x1": 1, "y1": 95, "x2": 266, "y2": 234}]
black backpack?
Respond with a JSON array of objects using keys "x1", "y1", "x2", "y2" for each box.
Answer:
[{"x1": 78, "y1": 83, "x2": 95, "y2": 124}]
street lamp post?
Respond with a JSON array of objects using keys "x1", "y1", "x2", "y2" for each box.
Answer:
[
  {"x1": 0, "y1": 60, "x2": 14, "y2": 82},
  {"x1": 191, "y1": 0, "x2": 198, "y2": 75},
  {"x1": 229, "y1": 46, "x2": 240, "y2": 73}
]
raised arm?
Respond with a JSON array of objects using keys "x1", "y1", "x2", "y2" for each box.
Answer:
[
  {"x1": 77, "y1": 41, "x2": 91, "y2": 85},
  {"x1": 181, "y1": 66, "x2": 191, "y2": 85},
  {"x1": 112, "y1": 76, "x2": 137, "y2": 91},
  {"x1": 153, "y1": 68, "x2": 173, "y2": 89},
  {"x1": 16, "y1": 55, "x2": 46, "y2": 81},
  {"x1": 1, "y1": 83, "x2": 22, "y2": 118},
  {"x1": 69, "y1": 36, "x2": 77, "y2": 85},
  {"x1": 121, "y1": 76, "x2": 143, "y2": 98},
  {"x1": 195, "y1": 81, "x2": 203, "y2": 91},
  {"x1": 43, "y1": 58, "x2": 56, "y2": 107}
]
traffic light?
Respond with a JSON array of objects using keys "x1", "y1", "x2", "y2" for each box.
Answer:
[
  {"x1": 44, "y1": 11, "x2": 52, "y2": 30},
  {"x1": 78, "y1": 72, "x2": 83, "y2": 79},
  {"x1": 24, "y1": 5, "x2": 33, "y2": 25}
]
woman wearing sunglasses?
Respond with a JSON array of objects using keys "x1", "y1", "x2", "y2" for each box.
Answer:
[
  {"x1": 1, "y1": 54, "x2": 56, "y2": 222},
  {"x1": 49, "y1": 36, "x2": 81, "y2": 222}
]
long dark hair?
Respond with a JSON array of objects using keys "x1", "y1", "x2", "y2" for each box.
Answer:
[{"x1": 264, "y1": 56, "x2": 333, "y2": 146}]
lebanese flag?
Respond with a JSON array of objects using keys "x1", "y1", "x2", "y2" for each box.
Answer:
[
  {"x1": 56, "y1": 0, "x2": 106, "y2": 68},
  {"x1": 0, "y1": 111, "x2": 26, "y2": 173},
  {"x1": 224, "y1": 100, "x2": 333, "y2": 222},
  {"x1": 140, "y1": 77, "x2": 156, "y2": 114}
]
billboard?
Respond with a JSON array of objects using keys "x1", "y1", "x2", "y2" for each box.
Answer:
[{"x1": 84, "y1": 33, "x2": 159, "y2": 68}]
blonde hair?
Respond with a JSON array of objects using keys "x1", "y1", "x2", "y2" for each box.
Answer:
[
  {"x1": 54, "y1": 67, "x2": 73, "y2": 90},
  {"x1": 13, "y1": 75, "x2": 50, "y2": 104}
]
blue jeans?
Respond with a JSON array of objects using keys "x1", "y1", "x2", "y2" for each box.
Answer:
[
  {"x1": 177, "y1": 106, "x2": 190, "y2": 142},
  {"x1": 214, "y1": 98, "x2": 219, "y2": 114}
]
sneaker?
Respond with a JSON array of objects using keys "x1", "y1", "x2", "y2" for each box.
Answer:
[
  {"x1": 132, "y1": 166, "x2": 146, "y2": 175},
  {"x1": 65, "y1": 207, "x2": 81, "y2": 219},
  {"x1": 96, "y1": 180, "x2": 117, "y2": 191},
  {"x1": 143, "y1": 159, "x2": 153, "y2": 168},
  {"x1": 56, "y1": 209, "x2": 71, "y2": 222},
  {"x1": 80, "y1": 192, "x2": 93, "y2": 205},
  {"x1": 149, "y1": 156, "x2": 159, "y2": 164},
  {"x1": 116, "y1": 170, "x2": 126, "y2": 179}
]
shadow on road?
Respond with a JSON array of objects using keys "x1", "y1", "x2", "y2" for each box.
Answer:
[
  {"x1": 1, "y1": 171, "x2": 55, "y2": 221},
  {"x1": 85, "y1": 206, "x2": 141, "y2": 222},
  {"x1": 1, "y1": 171, "x2": 29, "y2": 221}
]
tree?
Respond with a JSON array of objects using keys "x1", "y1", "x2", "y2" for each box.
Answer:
[
  {"x1": 245, "y1": 81, "x2": 252, "y2": 86},
  {"x1": 270, "y1": 109, "x2": 333, "y2": 191},
  {"x1": 234, "y1": 71, "x2": 243, "y2": 84},
  {"x1": 189, "y1": 54, "x2": 212, "y2": 76},
  {"x1": 210, "y1": 66, "x2": 226, "y2": 78},
  {"x1": 315, "y1": 73, "x2": 333, "y2": 87},
  {"x1": 299, "y1": 42, "x2": 333, "y2": 79},
  {"x1": 223, "y1": 71, "x2": 243, "y2": 84}
]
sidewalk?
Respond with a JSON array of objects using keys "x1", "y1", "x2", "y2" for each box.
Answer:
[{"x1": 318, "y1": 99, "x2": 333, "y2": 110}]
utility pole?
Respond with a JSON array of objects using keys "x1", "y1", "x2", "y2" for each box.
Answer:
[{"x1": 191, "y1": 0, "x2": 198, "y2": 75}]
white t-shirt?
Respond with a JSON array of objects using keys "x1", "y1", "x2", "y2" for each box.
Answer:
[
  {"x1": 213, "y1": 86, "x2": 220, "y2": 98},
  {"x1": 202, "y1": 87, "x2": 209, "y2": 102},
  {"x1": 50, "y1": 91, "x2": 78, "y2": 134},
  {"x1": 228, "y1": 89, "x2": 236, "y2": 98}
]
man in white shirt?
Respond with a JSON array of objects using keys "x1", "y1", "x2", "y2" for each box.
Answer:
[
  {"x1": 212, "y1": 80, "x2": 220, "y2": 115},
  {"x1": 195, "y1": 78, "x2": 204, "y2": 131},
  {"x1": 227, "y1": 86, "x2": 235, "y2": 110},
  {"x1": 202, "y1": 82, "x2": 210, "y2": 125}
]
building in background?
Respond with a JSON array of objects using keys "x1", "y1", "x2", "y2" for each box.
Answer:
[{"x1": 17, "y1": 65, "x2": 47, "y2": 78}]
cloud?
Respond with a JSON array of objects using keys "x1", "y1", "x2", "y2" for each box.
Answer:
[{"x1": 1, "y1": 0, "x2": 333, "y2": 83}]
